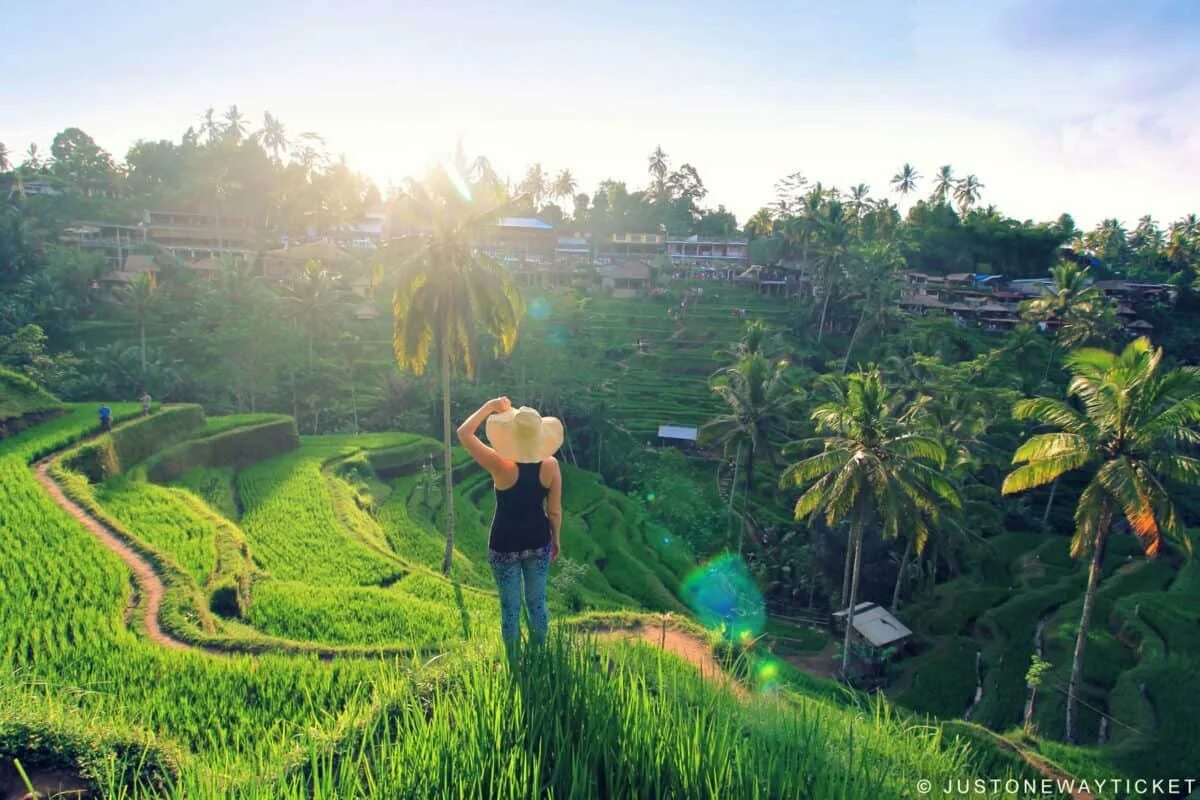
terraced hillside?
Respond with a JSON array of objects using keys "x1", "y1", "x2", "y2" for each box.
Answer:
[
  {"x1": 894, "y1": 530, "x2": 1200, "y2": 785},
  {"x1": 0, "y1": 395, "x2": 1054, "y2": 798}
]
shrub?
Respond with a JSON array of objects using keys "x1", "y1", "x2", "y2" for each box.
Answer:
[
  {"x1": 65, "y1": 405, "x2": 205, "y2": 482},
  {"x1": 147, "y1": 416, "x2": 299, "y2": 483}
]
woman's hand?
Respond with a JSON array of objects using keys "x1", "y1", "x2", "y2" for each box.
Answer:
[
  {"x1": 550, "y1": 539, "x2": 560, "y2": 563},
  {"x1": 489, "y1": 396, "x2": 511, "y2": 414}
]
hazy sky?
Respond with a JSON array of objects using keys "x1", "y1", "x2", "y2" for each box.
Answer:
[{"x1": 4, "y1": 0, "x2": 1198, "y2": 228}]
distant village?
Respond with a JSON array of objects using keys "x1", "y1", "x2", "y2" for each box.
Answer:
[{"x1": 63, "y1": 208, "x2": 1173, "y2": 337}]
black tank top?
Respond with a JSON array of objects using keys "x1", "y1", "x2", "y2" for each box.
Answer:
[{"x1": 489, "y1": 462, "x2": 552, "y2": 552}]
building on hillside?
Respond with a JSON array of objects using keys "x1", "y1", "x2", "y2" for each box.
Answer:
[
  {"x1": 61, "y1": 221, "x2": 145, "y2": 270},
  {"x1": 735, "y1": 265, "x2": 797, "y2": 297},
  {"x1": 656, "y1": 425, "x2": 698, "y2": 450},
  {"x1": 1094, "y1": 280, "x2": 1175, "y2": 305},
  {"x1": 595, "y1": 232, "x2": 664, "y2": 264},
  {"x1": 601, "y1": 260, "x2": 652, "y2": 297},
  {"x1": 140, "y1": 209, "x2": 256, "y2": 258},
  {"x1": 330, "y1": 207, "x2": 389, "y2": 250},
  {"x1": 666, "y1": 235, "x2": 748, "y2": 278},
  {"x1": 832, "y1": 602, "x2": 912, "y2": 652},
  {"x1": 99, "y1": 254, "x2": 160, "y2": 286},
  {"x1": 261, "y1": 241, "x2": 357, "y2": 280},
  {"x1": 480, "y1": 217, "x2": 556, "y2": 266}
]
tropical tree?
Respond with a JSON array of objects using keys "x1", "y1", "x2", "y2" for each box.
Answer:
[
  {"x1": 0, "y1": 143, "x2": 10, "y2": 173},
  {"x1": 781, "y1": 369, "x2": 957, "y2": 675},
  {"x1": 1021, "y1": 262, "x2": 1116, "y2": 381},
  {"x1": 115, "y1": 272, "x2": 158, "y2": 380},
  {"x1": 700, "y1": 352, "x2": 797, "y2": 508},
  {"x1": 551, "y1": 169, "x2": 576, "y2": 206},
  {"x1": 813, "y1": 200, "x2": 853, "y2": 342},
  {"x1": 260, "y1": 111, "x2": 288, "y2": 161},
  {"x1": 391, "y1": 165, "x2": 523, "y2": 575},
  {"x1": 1002, "y1": 338, "x2": 1200, "y2": 743},
  {"x1": 648, "y1": 146, "x2": 670, "y2": 201},
  {"x1": 890, "y1": 163, "x2": 920, "y2": 198},
  {"x1": 931, "y1": 165, "x2": 955, "y2": 204},
  {"x1": 745, "y1": 208, "x2": 775, "y2": 239},
  {"x1": 224, "y1": 105, "x2": 247, "y2": 143},
  {"x1": 842, "y1": 242, "x2": 903, "y2": 373},
  {"x1": 847, "y1": 184, "x2": 871, "y2": 221},
  {"x1": 519, "y1": 163, "x2": 547, "y2": 210},
  {"x1": 953, "y1": 174, "x2": 984, "y2": 213}
]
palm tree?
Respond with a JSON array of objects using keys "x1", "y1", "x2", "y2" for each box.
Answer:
[
  {"x1": 551, "y1": 169, "x2": 576, "y2": 206},
  {"x1": 890, "y1": 163, "x2": 920, "y2": 198},
  {"x1": 745, "y1": 208, "x2": 775, "y2": 238},
  {"x1": 648, "y1": 145, "x2": 670, "y2": 200},
  {"x1": 953, "y1": 174, "x2": 984, "y2": 213},
  {"x1": 391, "y1": 165, "x2": 523, "y2": 575},
  {"x1": 200, "y1": 108, "x2": 220, "y2": 143},
  {"x1": 116, "y1": 272, "x2": 159, "y2": 379},
  {"x1": 1021, "y1": 261, "x2": 1115, "y2": 382},
  {"x1": 519, "y1": 163, "x2": 547, "y2": 210},
  {"x1": 931, "y1": 165, "x2": 955, "y2": 203},
  {"x1": 700, "y1": 353, "x2": 798, "y2": 553},
  {"x1": 260, "y1": 112, "x2": 288, "y2": 161},
  {"x1": 842, "y1": 242, "x2": 903, "y2": 373},
  {"x1": 0, "y1": 142, "x2": 9, "y2": 173},
  {"x1": 1002, "y1": 338, "x2": 1200, "y2": 743},
  {"x1": 23, "y1": 144, "x2": 42, "y2": 171},
  {"x1": 847, "y1": 184, "x2": 871, "y2": 221},
  {"x1": 813, "y1": 200, "x2": 852, "y2": 343},
  {"x1": 224, "y1": 105, "x2": 247, "y2": 143},
  {"x1": 781, "y1": 369, "x2": 956, "y2": 674}
]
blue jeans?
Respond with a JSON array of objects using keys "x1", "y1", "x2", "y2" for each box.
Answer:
[{"x1": 488, "y1": 545, "x2": 551, "y2": 657}]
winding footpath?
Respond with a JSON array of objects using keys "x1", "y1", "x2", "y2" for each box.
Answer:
[{"x1": 35, "y1": 458, "x2": 190, "y2": 652}]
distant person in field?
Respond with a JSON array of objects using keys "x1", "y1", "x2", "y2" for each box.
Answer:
[
  {"x1": 457, "y1": 397, "x2": 563, "y2": 660},
  {"x1": 139, "y1": 390, "x2": 151, "y2": 416},
  {"x1": 98, "y1": 403, "x2": 112, "y2": 432}
]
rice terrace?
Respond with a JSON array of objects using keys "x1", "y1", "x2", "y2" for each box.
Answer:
[{"x1": 3, "y1": 4, "x2": 1200, "y2": 799}]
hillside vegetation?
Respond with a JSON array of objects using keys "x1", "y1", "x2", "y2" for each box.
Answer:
[{"x1": 0, "y1": 401, "x2": 1051, "y2": 798}]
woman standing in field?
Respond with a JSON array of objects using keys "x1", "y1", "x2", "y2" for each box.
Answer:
[{"x1": 457, "y1": 397, "x2": 563, "y2": 659}]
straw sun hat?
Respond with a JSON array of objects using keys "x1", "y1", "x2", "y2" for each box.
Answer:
[{"x1": 485, "y1": 406, "x2": 564, "y2": 463}]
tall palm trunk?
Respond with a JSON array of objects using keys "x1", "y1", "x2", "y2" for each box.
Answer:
[
  {"x1": 891, "y1": 537, "x2": 913, "y2": 612},
  {"x1": 1042, "y1": 478, "x2": 1058, "y2": 529},
  {"x1": 440, "y1": 339, "x2": 456, "y2": 576},
  {"x1": 842, "y1": 517, "x2": 866, "y2": 675},
  {"x1": 841, "y1": 303, "x2": 869, "y2": 374},
  {"x1": 138, "y1": 310, "x2": 147, "y2": 378},
  {"x1": 840, "y1": 525, "x2": 855, "y2": 609},
  {"x1": 817, "y1": 287, "x2": 832, "y2": 343},
  {"x1": 1066, "y1": 524, "x2": 1108, "y2": 743}
]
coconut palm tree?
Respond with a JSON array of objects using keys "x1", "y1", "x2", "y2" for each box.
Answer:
[
  {"x1": 701, "y1": 352, "x2": 797, "y2": 501},
  {"x1": 260, "y1": 112, "x2": 288, "y2": 161},
  {"x1": 745, "y1": 208, "x2": 775, "y2": 239},
  {"x1": 551, "y1": 169, "x2": 576, "y2": 206},
  {"x1": 391, "y1": 165, "x2": 523, "y2": 575},
  {"x1": 842, "y1": 242, "x2": 903, "y2": 373},
  {"x1": 781, "y1": 368, "x2": 956, "y2": 675},
  {"x1": 1021, "y1": 262, "x2": 1116, "y2": 381},
  {"x1": 519, "y1": 163, "x2": 547, "y2": 210},
  {"x1": 1002, "y1": 338, "x2": 1200, "y2": 743},
  {"x1": 847, "y1": 184, "x2": 871, "y2": 221},
  {"x1": 116, "y1": 272, "x2": 159, "y2": 379},
  {"x1": 953, "y1": 174, "x2": 984, "y2": 213},
  {"x1": 890, "y1": 163, "x2": 920, "y2": 198},
  {"x1": 813, "y1": 200, "x2": 853, "y2": 343},
  {"x1": 648, "y1": 145, "x2": 670, "y2": 200},
  {"x1": 931, "y1": 165, "x2": 955, "y2": 204},
  {"x1": 0, "y1": 142, "x2": 9, "y2": 173},
  {"x1": 224, "y1": 105, "x2": 247, "y2": 143}
]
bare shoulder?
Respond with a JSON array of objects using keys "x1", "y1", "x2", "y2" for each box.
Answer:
[{"x1": 540, "y1": 456, "x2": 561, "y2": 485}]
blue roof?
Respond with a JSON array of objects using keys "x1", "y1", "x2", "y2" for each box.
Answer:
[{"x1": 497, "y1": 217, "x2": 553, "y2": 230}]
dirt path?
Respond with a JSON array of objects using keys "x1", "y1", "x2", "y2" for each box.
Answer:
[
  {"x1": 597, "y1": 625, "x2": 746, "y2": 699},
  {"x1": 34, "y1": 459, "x2": 189, "y2": 652}
]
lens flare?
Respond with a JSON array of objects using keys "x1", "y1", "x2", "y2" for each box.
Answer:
[
  {"x1": 756, "y1": 659, "x2": 782, "y2": 692},
  {"x1": 680, "y1": 553, "x2": 766, "y2": 643},
  {"x1": 528, "y1": 297, "x2": 551, "y2": 321},
  {"x1": 646, "y1": 492, "x2": 656, "y2": 502}
]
